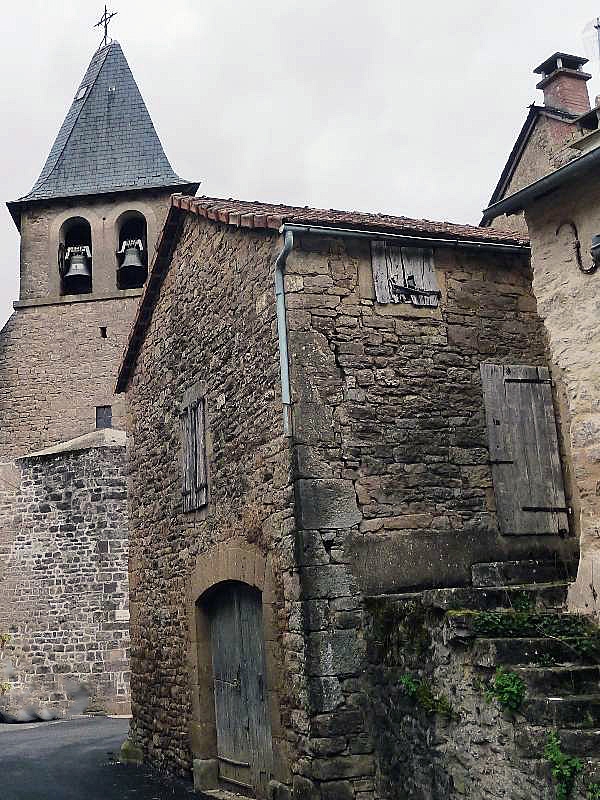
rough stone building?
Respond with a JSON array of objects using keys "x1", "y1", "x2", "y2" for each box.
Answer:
[
  {"x1": 482, "y1": 52, "x2": 593, "y2": 236},
  {"x1": 0, "y1": 39, "x2": 196, "y2": 716},
  {"x1": 117, "y1": 194, "x2": 599, "y2": 798}
]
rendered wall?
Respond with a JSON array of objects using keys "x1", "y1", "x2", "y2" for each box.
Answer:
[{"x1": 525, "y1": 171, "x2": 600, "y2": 619}]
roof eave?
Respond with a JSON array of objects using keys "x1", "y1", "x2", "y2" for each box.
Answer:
[
  {"x1": 6, "y1": 181, "x2": 200, "y2": 231},
  {"x1": 482, "y1": 146, "x2": 600, "y2": 220}
]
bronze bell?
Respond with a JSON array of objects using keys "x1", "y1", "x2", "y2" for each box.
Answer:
[
  {"x1": 63, "y1": 247, "x2": 92, "y2": 294},
  {"x1": 117, "y1": 240, "x2": 147, "y2": 289}
]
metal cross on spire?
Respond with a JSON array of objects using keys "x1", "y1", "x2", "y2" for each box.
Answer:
[{"x1": 95, "y1": 5, "x2": 117, "y2": 48}]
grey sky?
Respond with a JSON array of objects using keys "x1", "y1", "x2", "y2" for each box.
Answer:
[{"x1": 1, "y1": 1, "x2": 598, "y2": 325}]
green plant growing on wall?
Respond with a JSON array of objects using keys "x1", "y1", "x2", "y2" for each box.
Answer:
[
  {"x1": 399, "y1": 673, "x2": 454, "y2": 719},
  {"x1": 485, "y1": 667, "x2": 526, "y2": 713},
  {"x1": 587, "y1": 782, "x2": 600, "y2": 800},
  {"x1": 544, "y1": 731, "x2": 583, "y2": 800}
]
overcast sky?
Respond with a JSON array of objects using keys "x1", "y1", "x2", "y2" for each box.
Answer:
[{"x1": 1, "y1": 1, "x2": 599, "y2": 325}]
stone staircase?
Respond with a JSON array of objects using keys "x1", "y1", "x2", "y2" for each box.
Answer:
[{"x1": 422, "y1": 559, "x2": 600, "y2": 798}]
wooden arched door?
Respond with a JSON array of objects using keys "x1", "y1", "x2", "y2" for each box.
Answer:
[{"x1": 207, "y1": 582, "x2": 273, "y2": 797}]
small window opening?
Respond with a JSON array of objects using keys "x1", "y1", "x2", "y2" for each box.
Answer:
[
  {"x1": 75, "y1": 85, "x2": 88, "y2": 101},
  {"x1": 117, "y1": 213, "x2": 148, "y2": 290},
  {"x1": 59, "y1": 217, "x2": 92, "y2": 295},
  {"x1": 96, "y1": 406, "x2": 112, "y2": 430},
  {"x1": 99, "y1": 327, "x2": 107, "y2": 338}
]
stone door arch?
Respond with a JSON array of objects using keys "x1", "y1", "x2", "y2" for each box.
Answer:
[{"x1": 186, "y1": 541, "x2": 284, "y2": 798}]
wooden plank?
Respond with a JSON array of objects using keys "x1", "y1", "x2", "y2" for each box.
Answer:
[
  {"x1": 209, "y1": 586, "x2": 252, "y2": 788},
  {"x1": 371, "y1": 241, "x2": 391, "y2": 303},
  {"x1": 482, "y1": 363, "x2": 568, "y2": 536},
  {"x1": 239, "y1": 586, "x2": 273, "y2": 797},
  {"x1": 481, "y1": 363, "x2": 516, "y2": 535},
  {"x1": 194, "y1": 399, "x2": 208, "y2": 507},
  {"x1": 401, "y1": 247, "x2": 439, "y2": 306}
]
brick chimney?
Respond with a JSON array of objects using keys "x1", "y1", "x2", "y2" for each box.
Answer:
[{"x1": 534, "y1": 53, "x2": 592, "y2": 115}]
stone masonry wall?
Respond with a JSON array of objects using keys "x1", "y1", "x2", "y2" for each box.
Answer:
[
  {"x1": 0, "y1": 441, "x2": 129, "y2": 716},
  {"x1": 124, "y1": 212, "x2": 579, "y2": 798},
  {"x1": 0, "y1": 297, "x2": 138, "y2": 461},
  {"x1": 284, "y1": 233, "x2": 577, "y2": 798},
  {"x1": 125, "y1": 216, "x2": 303, "y2": 781},
  {"x1": 525, "y1": 171, "x2": 600, "y2": 619}
]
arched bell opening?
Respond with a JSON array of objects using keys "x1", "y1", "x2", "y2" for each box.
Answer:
[
  {"x1": 116, "y1": 211, "x2": 148, "y2": 290},
  {"x1": 59, "y1": 217, "x2": 92, "y2": 295}
]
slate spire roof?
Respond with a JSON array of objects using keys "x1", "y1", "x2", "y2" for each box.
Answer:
[{"x1": 8, "y1": 41, "x2": 196, "y2": 224}]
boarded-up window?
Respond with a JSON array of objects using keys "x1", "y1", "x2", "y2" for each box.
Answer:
[
  {"x1": 480, "y1": 363, "x2": 568, "y2": 536},
  {"x1": 371, "y1": 242, "x2": 440, "y2": 306},
  {"x1": 181, "y1": 383, "x2": 208, "y2": 512}
]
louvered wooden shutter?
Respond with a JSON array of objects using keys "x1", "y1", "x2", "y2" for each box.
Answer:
[
  {"x1": 181, "y1": 396, "x2": 208, "y2": 512},
  {"x1": 371, "y1": 242, "x2": 439, "y2": 306},
  {"x1": 480, "y1": 363, "x2": 568, "y2": 536}
]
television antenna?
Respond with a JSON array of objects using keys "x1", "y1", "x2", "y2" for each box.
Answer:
[{"x1": 583, "y1": 17, "x2": 600, "y2": 64}]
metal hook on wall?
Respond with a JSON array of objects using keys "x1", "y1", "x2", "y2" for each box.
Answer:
[{"x1": 555, "y1": 220, "x2": 598, "y2": 274}]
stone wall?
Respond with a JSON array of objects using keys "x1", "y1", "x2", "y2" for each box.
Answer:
[
  {"x1": 525, "y1": 171, "x2": 600, "y2": 619},
  {"x1": 123, "y1": 211, "x2": 579, "y2": 797},
  {"x1": 0, "y1": 433, "x2": 129, "y2": 716},
  {"x1": 18, "y1": 190, "x2": 171, "y2": 302},
  {"x1": 284, "y1": 233, "x2": 576, "y2": 797},
  {"x1": 0, "y1": 298, "x2": 138, "y2": 461},
  {"x1": 125, "y1": 217, "x2": 302, "y2": 779}
]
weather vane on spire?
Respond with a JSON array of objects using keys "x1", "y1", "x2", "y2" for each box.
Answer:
[{"x1": 95, "y1": 5, "x2": 117, "y2": 48}]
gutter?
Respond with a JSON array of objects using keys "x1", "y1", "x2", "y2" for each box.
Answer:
[
  {"x1": 482, "y1": 146, "x2": 600, "y2": 221},
  {"x1": 272, "y1": 221, "x2": 528, "y2": 435},
  {"x1": 274, "y1": 230, "x2": 294, "y2": 436},
  {"x1": 280, "y1": 223, "x2": 529, "y2": 253}
]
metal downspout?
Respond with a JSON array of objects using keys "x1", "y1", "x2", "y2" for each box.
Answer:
[{"x1": 274, "y1": 230, "x2": 294, "y2": 436}]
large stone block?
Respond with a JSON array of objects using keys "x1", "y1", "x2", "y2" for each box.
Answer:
[
  {"x1": 306, "y1": 630, "x2": 365, "y2": 677},
  {"x1": 295, "y1": 480, "x2": 361, "y2": 530}
]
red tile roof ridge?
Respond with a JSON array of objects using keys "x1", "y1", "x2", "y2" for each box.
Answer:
[{"x1": 171, "y1": 193, "x2": 529, "y2": 245}]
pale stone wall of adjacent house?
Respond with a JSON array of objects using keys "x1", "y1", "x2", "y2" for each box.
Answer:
[
  {"x1": 525, "y1": 172, "x2": 600, "y2": 618},
  {"x1": 0, "y1": 440, "x2": 129, "y2": 716}
]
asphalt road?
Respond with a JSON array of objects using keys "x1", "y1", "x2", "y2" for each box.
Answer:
[{"x1": 0, "y1": 716, "x2": 196, "y2": 800}]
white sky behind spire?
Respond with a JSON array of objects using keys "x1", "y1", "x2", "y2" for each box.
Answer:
[{"x1": 0, "y1": 0, "x2": 598, "y2": 324}]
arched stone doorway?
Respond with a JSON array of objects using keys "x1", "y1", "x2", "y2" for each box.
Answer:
[
  {"x1": 204, "y1": 581, "x2": 273, "y2": 795},
  {"x1": 186, "y1": 541, "x2": 285, "y2": 798}
]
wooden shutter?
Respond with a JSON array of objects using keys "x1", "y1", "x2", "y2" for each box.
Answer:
[
  {"x1": 371, "y1": 242, "x2": 439, "y2": 306},
  {"x1": 480, "y1": 363, "x2": 568, "y2": 536},
  {"x1": 181, "y1": 393, "x2": 208, "y2": 512}
]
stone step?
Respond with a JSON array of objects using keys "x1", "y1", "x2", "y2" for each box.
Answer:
[
  {"x1": 472, "y1": 637, "x2": 597, "y2": 667},
  {"x1": 513, "y1": 665, "x2": 600, "y2": 696},
  {"x1": 421, "y1": 583, "x2": 569, "y2": 613},
  {"x1": 471, "y1": 559, "x2": 576, "y2": 588},
  {"x1": 521, "y1": 695, "x2": 600, "y2": 729},
  {"x1": 445, "y1": 610, "x2": 592, "y2": 640},
  {"x1": 515, "y1": 725, "x2": 600, "y2": 758}
]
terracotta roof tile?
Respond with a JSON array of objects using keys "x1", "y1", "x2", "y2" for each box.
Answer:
[{"x1": 173, "y1": 194, "x2": 528, "y2": 245}]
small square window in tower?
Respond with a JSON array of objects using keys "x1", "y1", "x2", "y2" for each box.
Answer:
[
  {"x1": 181, "y1": 388, "x2": 208, "y2": 512},
  {"x1": 371, "y1": 242, "x2": 440, "y2": 306},
  {"x1": 96, "y1": 405, "x2": 112, "y2": 429}
]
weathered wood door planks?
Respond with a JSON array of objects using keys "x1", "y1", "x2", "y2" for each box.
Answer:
[
  {"x1": 208, "y1": 582, "x2": 273, "y2": 797},
  {"x1": 481, "y1": 363, "x2": 568, "y2": 536}
]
